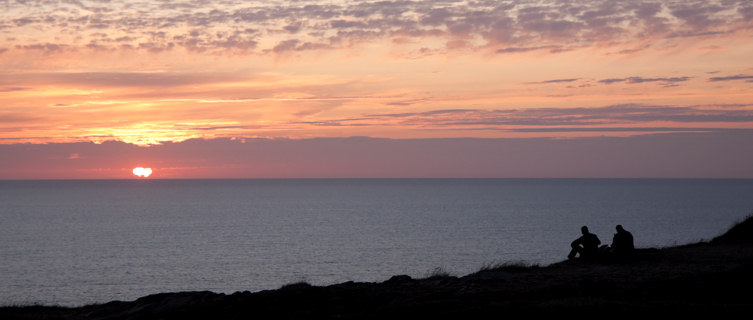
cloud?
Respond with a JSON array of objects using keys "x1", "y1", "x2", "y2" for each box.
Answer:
[
  {"x1": 496, "y1": 46, "x2": 560, "y2": 54},
  {"x1": 0, "y1": 87, "x2": 29, "y2": 92},
  {"x1": 0, "y1": 112, "x2": 44, "y2": 123},
  {"x1": 4, "y1": 72, "x2": 245, "y2": 88},
  {"x1": 2, "y1": 133, "x2": 753, "y2": 179},
  {"x1": 314, "y1": 104, "x2": 753, "y2": 128},
  {"x1": 269, "y1": 39, "x2": 332, "y2": 53},
  {"x1": 15, "y1": 43, "x2": 66, "y2": 52},
  {"x1": 3, "y1": 0, "x2": 750, "y2": 55},
  {"x1": 671, "y1": 2, "x2": 728, "y2": 30},
  {"x1": 599, "y1": 76, "x2": 692, "y2": 85},
  {"x1": 708, "y1": 74, "x2": 753, "y2": 82},
  {"x1": 526, "y1": 78, "x2": 581, "y2": 84},
  {"x1": 272, "y1": 39, "x2": 300, "y2": 53},
  {"x1": 506, "y1": 127, "x2": 752, "y2": 133}
]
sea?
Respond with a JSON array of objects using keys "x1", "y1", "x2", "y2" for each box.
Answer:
[{"x1": 1, "y1": 179, "x2": 752, "y2": 306}]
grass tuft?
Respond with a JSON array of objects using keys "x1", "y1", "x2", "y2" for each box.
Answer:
[
  {"x1": 423, "y1": 267, "x2": 454, "y2": 279},
  {"x1": 477, "y1": 261, "x2": 540, "y2": 273}
]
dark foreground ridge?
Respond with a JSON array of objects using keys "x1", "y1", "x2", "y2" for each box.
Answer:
[{"x1": 4, "y1": 215, "x2": 753, "y2": 319}]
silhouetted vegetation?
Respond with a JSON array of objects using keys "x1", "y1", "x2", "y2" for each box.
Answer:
[
  {"x1": 423, "y1": 267, "x2": 455, "y2": 280},
  {"x1": 475, "y1": 261, "x2": 540, "y2": 273},
  {"x1": 712, "y1": 213, "x2": 753, "y2": 244}
]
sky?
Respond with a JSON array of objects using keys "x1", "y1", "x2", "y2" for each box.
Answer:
[{"x1": 1, "y1": 0, "x2": 752, "y2": 179}]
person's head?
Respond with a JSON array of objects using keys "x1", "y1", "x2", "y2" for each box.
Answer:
[
  {"x1": 581, "y1": 226, "x2": 589, "y2": 234},
  {"x1": 616, "y1": 225, "x2": 624, "y2": 232}
]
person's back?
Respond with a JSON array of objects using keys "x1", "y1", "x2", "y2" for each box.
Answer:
[
  {"x1": 580, "y1": 231, "x2": 601, "y2": 257},
  {"x1": 611, "y1": 225, "x2": 634, "y2": 254}
]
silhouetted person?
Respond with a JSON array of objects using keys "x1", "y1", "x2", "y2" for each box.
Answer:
[
  {"x1": 611, "y1": 224, "x2": 634, "y2": 254},
  {"x1": 568, "y1": 226, "x2": 601, "y2": 260}
]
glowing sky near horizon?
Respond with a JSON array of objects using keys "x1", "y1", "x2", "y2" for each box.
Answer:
[{"x1": 1, "y1": 0, "x2": 752, "y2": 146}]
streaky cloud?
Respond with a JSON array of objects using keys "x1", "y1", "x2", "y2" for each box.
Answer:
[
  {"x1": 526, "y1": 78, "x2": 581, "y2": 84},
  {"x1": 599, "y1": 76, "x2": 692, "y2": 85},
  {"x1": 496, "y1": 46, "x2": 559, "y2": 54},
  {"x1": 708, "y1": 74, "x2": 753, "y2": 82},
  {"x1": 0, "y1": 87, "x2": 28, "y2": 92},
  {"x1": 331, "y1": 104, "x2": 753, "y2": 128},
  {"x1": 506, "y1": 127, "x2": 753, "y2": 133},
  {"x1": 3, "y1": 72, "x2": 246, "y2": 87}
]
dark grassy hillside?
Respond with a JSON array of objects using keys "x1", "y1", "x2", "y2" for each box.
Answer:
[{"x1": 3, "y1": 215, "x2": 753, "y2": 319}]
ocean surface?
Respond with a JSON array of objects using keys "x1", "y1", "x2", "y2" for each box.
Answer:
[{"x1": 1, "y1": 179, "x2": 752, "y2": 306}]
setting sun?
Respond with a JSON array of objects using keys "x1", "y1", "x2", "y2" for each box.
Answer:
[{"x1": 132, "y1": 167, "x2": 153, "y2": 178}]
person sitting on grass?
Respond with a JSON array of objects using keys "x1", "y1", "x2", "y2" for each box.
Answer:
[
  {"x1": 568, "y1": 226, "x2": 601, "y2": 260},
  {"x1": 611, "y1": 224, "x2": 634, "y2": 254}
]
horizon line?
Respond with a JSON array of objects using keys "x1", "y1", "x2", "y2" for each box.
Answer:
[{"x1": 2, "y1": 177, "x2": 752, "y2": 182}]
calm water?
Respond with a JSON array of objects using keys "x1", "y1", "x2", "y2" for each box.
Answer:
[{"x1": 1, "y1": 179, "x2": 752, "y2": 306}]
